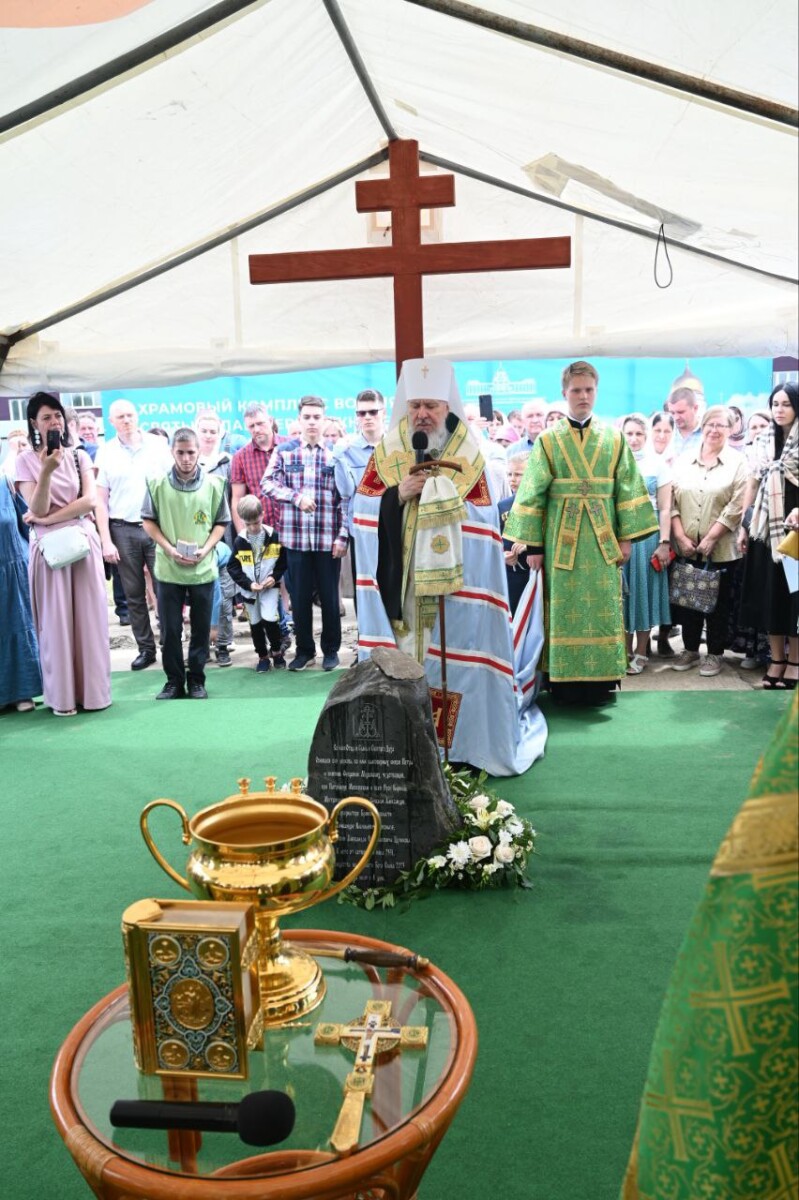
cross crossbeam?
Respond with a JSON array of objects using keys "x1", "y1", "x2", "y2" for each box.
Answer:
[{"x1": 250, "y1": 139, "x2": 571, "y2": 374}]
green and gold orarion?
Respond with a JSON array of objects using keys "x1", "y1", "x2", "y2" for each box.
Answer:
[{"x1": 140, "y1": 777, "x2": 381, "y2": 1027}]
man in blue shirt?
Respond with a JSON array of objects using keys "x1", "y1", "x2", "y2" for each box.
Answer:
[{"x1": 332, "y1": 389, "x2": 387, "y2": 615}]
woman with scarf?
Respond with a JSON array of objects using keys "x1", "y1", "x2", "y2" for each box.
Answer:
[{"x1": 739, "y1": 382, "x2": 799, "y2": 689}]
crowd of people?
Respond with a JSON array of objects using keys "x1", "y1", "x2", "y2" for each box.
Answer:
[{"x1": 1, "y1": 369, "x2": 797, "y2": 731}]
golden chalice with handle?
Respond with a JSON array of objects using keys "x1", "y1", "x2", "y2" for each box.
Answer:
[{"x1": 140, "y1": 777, "x2": 381, "y2": 1026}]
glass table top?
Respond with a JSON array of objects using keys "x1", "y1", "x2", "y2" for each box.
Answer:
[{"x1": 72, "y1": 957, "x2": 456, "y2": 1179}]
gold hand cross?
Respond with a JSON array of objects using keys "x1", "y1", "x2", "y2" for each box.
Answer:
[{"x1": 314, "y1": 999, "x2": 427, "y2": 1155}]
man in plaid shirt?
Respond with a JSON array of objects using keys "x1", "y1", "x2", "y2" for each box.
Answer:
[
  {"x1": 230, "y1": 402, "x2": 280, "y2": 533},
  {"x1": 262, "y1": 395, "x2": 347, "y2": 671}
]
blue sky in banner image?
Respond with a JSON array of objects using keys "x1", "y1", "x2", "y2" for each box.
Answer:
[{"x1": 102, "y1": 356, "x2": 773, "y2": 441}]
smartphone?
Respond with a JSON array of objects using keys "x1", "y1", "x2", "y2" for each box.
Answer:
[
  {"x1": 478, "y1": 393, "x2": 494, "y2": 423},
  {"x1": 46, "y1": 428, "x2": 62, "y2": 455},
  {"x1": 651, "y1": 548, "x2": 676, "y2": 573},
  {"x1": 176, "y1": 539, "x2": 199, "y2": 559}
]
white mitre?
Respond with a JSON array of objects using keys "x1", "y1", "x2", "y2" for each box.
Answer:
[{"x1": 389, "y1": 357, "x2": 468, "y2": 430}]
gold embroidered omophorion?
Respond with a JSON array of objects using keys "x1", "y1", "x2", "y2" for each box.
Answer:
[
  {"x1": 505, "y1": 419, "x2": 657, "y2": 683},
  {"x1": 621, "y1": 695, "x2": 799, "y2": 1200}
]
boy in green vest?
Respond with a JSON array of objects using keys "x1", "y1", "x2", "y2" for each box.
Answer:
[{"x1": 142, "y1": 428, "x2": 231, "y2": 699}]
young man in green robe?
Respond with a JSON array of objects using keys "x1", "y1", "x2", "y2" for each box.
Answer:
[{"x1": 504, "y1": 361, "x2": 658, "y2": 704}]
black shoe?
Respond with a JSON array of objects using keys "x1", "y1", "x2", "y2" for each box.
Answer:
[
  {"x1": 131, "y1": 651, "x2": 157, "y2": 671},
  {"x1": 215, "y1": 645, "x2": 232, "y2": 667},
  {"x1": 288, "y1": 654, "x2": 316, "y2": 672},
  {"x1": 272, "y1": 654, "x2": 287, "y2": 670},
  {"x1": 656, "y1": 637, "x2": 675, "y2": 658},
  {"x1": 156, "y1": 682, "x2": 184, "y2": 700},
  {"x1": 322, "y1": 653, "x2": 340, "y2": 671},
  {"x1": 187, "y1": 680, "x2": 208, "y2": 699},
  {"x1": 118, "y1": 615, "x2": 131, "y2": 626}
]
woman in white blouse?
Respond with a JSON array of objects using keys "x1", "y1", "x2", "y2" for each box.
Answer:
[{"x1": 669, "y1": 407, "x2": 747, "y2": 677}]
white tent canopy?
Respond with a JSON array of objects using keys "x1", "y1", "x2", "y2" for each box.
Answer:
[{"x1": 1, "y1": 0, "x2": 797, "y2": 397}]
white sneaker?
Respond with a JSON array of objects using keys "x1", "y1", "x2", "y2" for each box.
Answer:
[
  {"x1": 739, "y1": 656, "x2": 759, "y2": 670},
  {"x1": 626, "y1": 654, "x2": 649, "y2": 675},
  {"x1": 700, "y1": 653, "x2": 723, "y2": 676},
  {"x1": 671, "y1": 650, "x2": 701, "y2": 671}
]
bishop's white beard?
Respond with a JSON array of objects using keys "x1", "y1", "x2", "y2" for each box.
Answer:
[{"x1": 425, "y1": 427, "x2": 450, "y2": 457}]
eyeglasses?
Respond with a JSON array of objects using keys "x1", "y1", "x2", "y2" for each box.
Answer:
[
  {"x1": 356, "y1": 409, "x2": 381, "y2": 417},
  {"x1": 704, "y1": 423, "x2": 729, "y2": 431}
]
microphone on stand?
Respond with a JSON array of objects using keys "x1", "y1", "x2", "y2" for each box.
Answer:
[
  {"x1": 109, "y1": 1089, "x2": 296, "y2": 1148},
  {"x1": 411, "y1": 431, "x2": 429, "y2": 464}
]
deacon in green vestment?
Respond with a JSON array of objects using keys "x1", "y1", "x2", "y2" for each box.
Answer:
[
  {"x1": 621, "y1": 693, "x2": 798, "y2": 1200},
  {"x1": 504, "y1": 361, "x2": 658, "y2": 703}
]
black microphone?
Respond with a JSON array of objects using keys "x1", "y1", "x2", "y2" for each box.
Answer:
[
  {"x1": 110, "y1": 1089, "x2": 295, "y2": 1148},
  {"x1": 411, "y1": 431, "x2": 429, "y2": 465},
  {"x1": 445, "y1": 413, "x2": 460, "y2": 435}
]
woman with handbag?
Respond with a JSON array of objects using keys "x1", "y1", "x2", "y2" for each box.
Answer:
[
  {"x1": 668, "y1": 406, "x2": 747, "y2": 677},
  {"x1": 14, "y1": 392, "x2": 111, "y2": 716},
  {"x1": 738, "y1": 383, "x2": 799, "y2": 690}
]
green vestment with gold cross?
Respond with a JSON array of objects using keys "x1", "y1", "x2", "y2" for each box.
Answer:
[
  {"x1": 504, "y1": 418, "x2": 657, "y2": 684},
  {"x1": 621, "y1": 693, "x2": 798, "y2": 1200}
]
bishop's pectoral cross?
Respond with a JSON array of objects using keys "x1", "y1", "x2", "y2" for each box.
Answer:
[
  {"x1": 315, "y1": 999, "x2": 428, "y2": 1155},
  {"x1": 250, "y1": 139, "x2": 571, "y2": 374}
]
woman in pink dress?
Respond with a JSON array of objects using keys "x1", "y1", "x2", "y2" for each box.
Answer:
[{"x1": 15, "y1": 393, "x2": 111, "y2": 716}]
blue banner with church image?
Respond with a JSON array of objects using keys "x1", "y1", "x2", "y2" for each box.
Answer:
[{"x1": 101, "y1": 356, "x2": 774, "y2": 444}]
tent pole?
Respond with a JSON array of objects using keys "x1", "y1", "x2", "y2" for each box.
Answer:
[
  {"x1": 0, "y1": 0, "x2": 268, "y2": 139},
  {"x1": 322, "y1": 0, "x2": 397, "y2": 140},
  {"x1": 4, "y1": 151, "x2": 388, "y2": 348},
  {"x1": 419, "y1": 152, "x2": 799, "y2": 287},
  {"x1": 404, "y1": 0, "x2": 798, "y2": 128}
]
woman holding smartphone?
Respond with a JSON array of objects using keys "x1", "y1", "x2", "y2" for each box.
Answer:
[{"x1": 15, "y1": 392, "x2": 111, "y2": 716}]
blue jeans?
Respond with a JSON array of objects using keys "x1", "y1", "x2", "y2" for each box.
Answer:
[{"x1": 285, "y1": 550, "x2": 341, "y2": 658}]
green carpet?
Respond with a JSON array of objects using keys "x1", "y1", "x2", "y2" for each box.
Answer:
[{"x1": 0, "y1": 674, "x2": 790, "y2": 1200}]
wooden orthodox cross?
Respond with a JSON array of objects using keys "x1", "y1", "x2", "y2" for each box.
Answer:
[
  {"x1": 314, "y1": 998, "x2": 428, "y2": 1154},
  {"x1": 249, "y1": 139, "x2": 571, "y2": 375}
]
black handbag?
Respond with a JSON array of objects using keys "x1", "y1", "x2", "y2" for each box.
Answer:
[{"x1": 669, "y1": 557, "x2": 720, "y2": 615}]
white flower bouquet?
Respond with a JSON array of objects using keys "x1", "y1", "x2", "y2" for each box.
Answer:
[{"x1": 340, "y1": 765, "x2": 537, "y2": 910}]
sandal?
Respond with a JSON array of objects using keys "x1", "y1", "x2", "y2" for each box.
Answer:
[
  {"x1": 626, "y1": 654, "x2": 649, "y2": 675},
  {"x1": 781, "y1": 660, "x2": 798, "y2": 691},
  {"x1": 761, "y1": 660, "x2": 787, "y2": 689}
]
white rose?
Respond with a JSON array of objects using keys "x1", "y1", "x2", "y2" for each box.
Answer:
[
  {"x1": 427, "y1": 855, "x2": 447, "y2": 870},
  {"x1": 467, "y1": 835, "x2": 492, "y2": 861},
  {"x1": 447, "y1": 841, "x2": 472, "y2": 868},
  {"x1": 494, "y1": 800, "x2": 514, "y2": 818},
  {"x1": 494, "y1": 843, "x2": 516, "y2": 864},
  {"x1": 465, "y1": 795, "x2": 486, "y2": 811}
]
